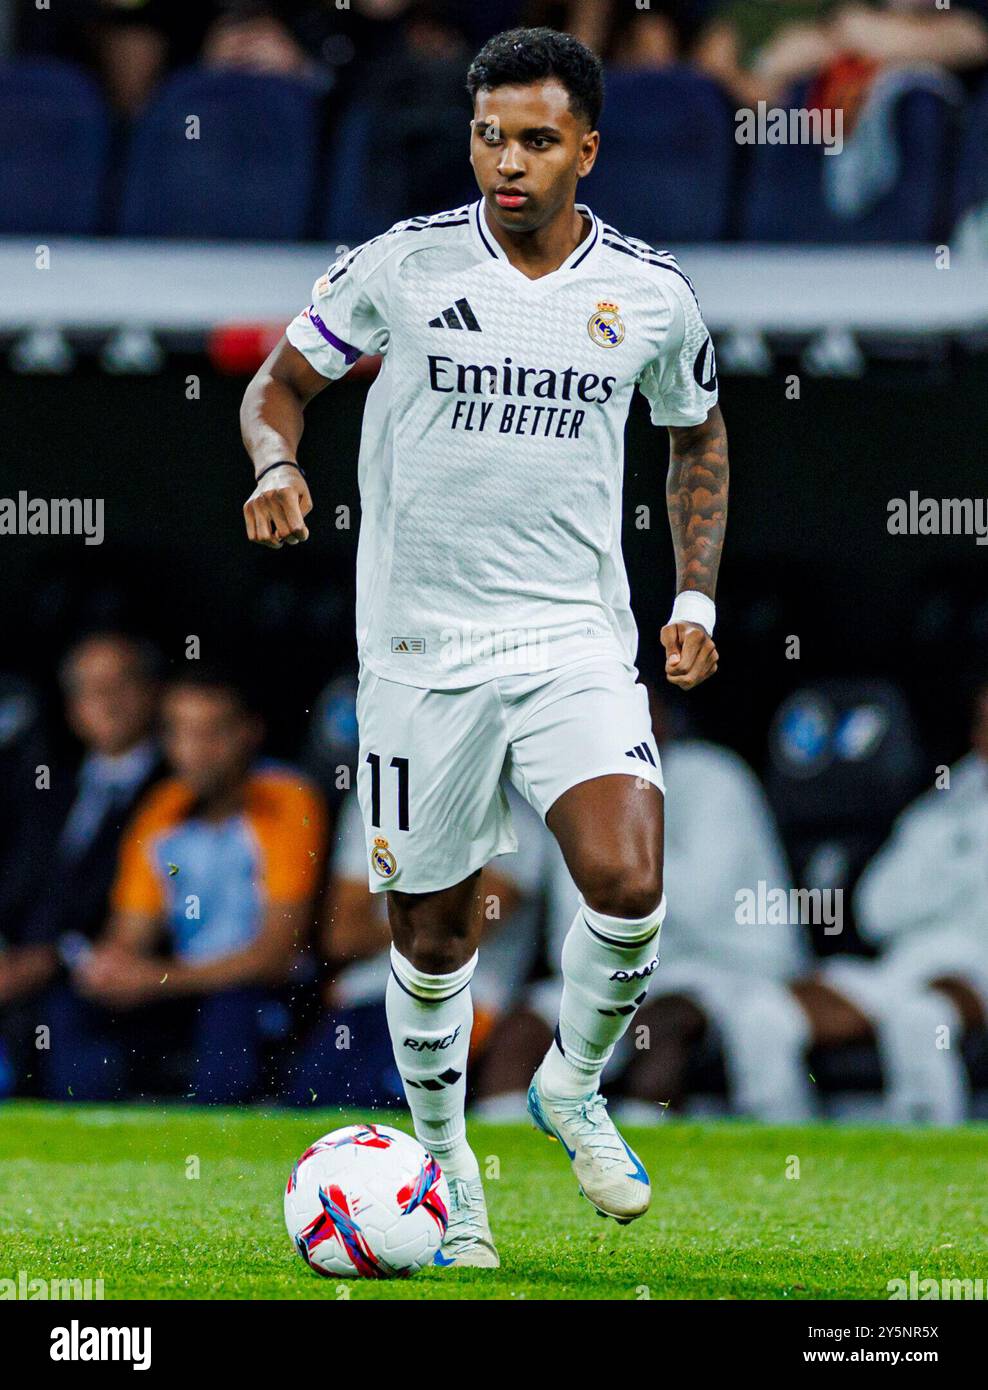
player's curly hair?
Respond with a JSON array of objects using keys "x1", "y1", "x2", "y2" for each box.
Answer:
[{"x1": 466, "y1": 27, "x2": 604, "y2": 130}]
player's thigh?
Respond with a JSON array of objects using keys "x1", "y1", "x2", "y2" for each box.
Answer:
[
  {"x1": 355, "y1": 670, "x2": 516, "y2": 899},
  {"x1": 505, "y1": 658, "x2": 664, "y2": 912}
]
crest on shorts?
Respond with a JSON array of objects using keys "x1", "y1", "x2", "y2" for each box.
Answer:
[
  {"x1": 588, "y1": 300, "x2": 624, "y2": 348},
  {"x1": 371, "y1": 835, "x2": 398, "y2": 879}
]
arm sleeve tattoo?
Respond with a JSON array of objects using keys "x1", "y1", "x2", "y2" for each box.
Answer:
[{"x1": 666, "y1": 405, "x2": 729, "y2": 601}]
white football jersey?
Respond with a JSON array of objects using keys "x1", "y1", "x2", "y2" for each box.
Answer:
[{"x1": 287, "y1": 198, "x2": 718, "y2": 689}]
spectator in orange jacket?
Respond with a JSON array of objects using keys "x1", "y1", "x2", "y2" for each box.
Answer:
[{"x1": 43, "y1": 666, "x2": 326, "y2": 1102}]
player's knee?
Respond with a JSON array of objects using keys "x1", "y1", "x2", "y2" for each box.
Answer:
[
  {"x1": 578, "y1": 860, "x2": 663, "y2": 921},
  {"x1": 393, "y1": 930, "x2": 472, "y2": 979}
]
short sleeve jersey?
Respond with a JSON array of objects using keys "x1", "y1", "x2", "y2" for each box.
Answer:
[{"x1": 287, "y1": 199, "x2": 718, "y2": 688}]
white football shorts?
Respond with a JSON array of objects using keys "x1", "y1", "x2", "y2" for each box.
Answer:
[{"x1": 355, "y1": 655, "x2": 664, "y2": 894}]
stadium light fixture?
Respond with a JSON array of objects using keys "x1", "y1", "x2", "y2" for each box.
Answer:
[
  {"x1": 99, "y1": 326, "x2": 165, "y2": 375},
  {"x1": 716, "y1": 328, "x2": 772, "y2": 376},
  {"x1": 801, "y1": 327, "x2": 865, "y2": 378},
  {"x1": 9, "y1": 326, "x2": 75, "y2": 375}
]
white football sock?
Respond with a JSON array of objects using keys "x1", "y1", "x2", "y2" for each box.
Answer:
[
  {"x1": 386, "y1": 945, "x2": 479, "y2": 1181},
  {"x1": 540, "y1": 896, "x2": 665, "y2": 1099}
]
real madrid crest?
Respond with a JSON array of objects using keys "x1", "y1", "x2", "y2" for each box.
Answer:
[
  {"x1": 588, "y1": 300, "x2": 625, "y2": 348},
  {"x1": 371, "y1": 835, "x2": 398, "y2": 879}
]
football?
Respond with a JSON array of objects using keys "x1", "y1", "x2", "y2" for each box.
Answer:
[{"x1": 284, "y1": 1124, "x2": 449, "y2": 1279}]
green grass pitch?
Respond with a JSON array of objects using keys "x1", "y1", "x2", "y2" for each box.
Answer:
[{"x1": 1, "y1": 1102, "x2": 986, "y2": 1300}]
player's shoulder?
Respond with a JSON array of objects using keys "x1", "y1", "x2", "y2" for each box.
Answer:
[
  {"x1": 320, "y1": 204, "x2": 474, "y2": 285},
  {"x1": 597, "y1": 219, "x2": 700, "y2": 304}
]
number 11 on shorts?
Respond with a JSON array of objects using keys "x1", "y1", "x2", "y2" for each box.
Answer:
[{"x1": 366, "y1": 753, "x2": 410, "y2": 831}]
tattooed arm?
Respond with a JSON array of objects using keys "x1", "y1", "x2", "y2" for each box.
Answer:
[{"x1": 661, "y1": 404, "x2": 729, "y2": 690}]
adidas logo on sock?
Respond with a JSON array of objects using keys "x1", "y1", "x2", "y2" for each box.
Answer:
[
  {"x1": 598, "y1": 989, "x2": 649, "y2": 1018},
  {"x1": 428, "y1": 298, "x2": 482, "y2": 331},
  {"x1": 625, "y1": 742, "x2": 656, "y2": 766},
  {"x1": 403, "y1": 1067, "x2": 462, "y2": 1091}
]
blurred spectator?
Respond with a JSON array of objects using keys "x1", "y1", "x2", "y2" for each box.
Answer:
[
  {"x1": 303, "y1": 669, "x2": 360, "y2": 830},
  {"x1": 283, "y1": 781, "x2": 547, "y2": 1107},
  {"x1": 12, "y1": 0, "x2": 477, "y2": 114},
  {"x1": 0, "y1": 673, "x2": 50, "y2": 941},
  {"x1": 0, "y1": 634, "x2": 163, "y2": 1094},
  {"x1": 695, "y1": 0, "x2": 852, "y2": 107},
  {"x1": 0, "y1": 671, "x2": 50, "y2": 1095},
  {"x1": 830, "y1": 2, "x2": 988, "y2": 81},
  {"x1": 752, "y1": 673, "x2": 988, "y2": 1125},
  {"x1": 693, "y1": 0, "x2": 988, "y2": 108},
  {"x1": 474, "y1": 686, "x2": 806, "y2": 1119},
  {"x1": 15, "y1": 0, "x2": 219, "y2": 114},
  {"x1": 41, "y1": 665, "x2": 326, "y2": 1103},
  {"x1": 527, "y1": 1, "x2": 699, "y2": 65}
]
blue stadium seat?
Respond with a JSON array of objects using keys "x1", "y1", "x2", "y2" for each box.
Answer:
[
  {"x1": 321, "y1": 70, "x2": 477, "y2": 243},
  {"x1": 581, "y1": 68, "x2": 735, "y2": 243},
  {"x1": 0, "y1": 59, "x2": 110, "y2": 235},
  {"x1": 954, "y1": 75, "x2": 988, "y2": 223},
  {"x1": 741, "y1": 81, "x2": 954, "y2": 242},
  {"x1": 321, "y1": 99, "x2": 378, "y2": 243},
  {"x1": 119, "y1": 69, "x2": 322, "y2": 240}
]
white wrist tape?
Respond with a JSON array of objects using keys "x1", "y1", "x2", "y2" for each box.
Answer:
[{"x1": 669, "y1": 590, "x2": 716, "y2": 636}]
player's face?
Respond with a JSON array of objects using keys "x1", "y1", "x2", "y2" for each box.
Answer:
[
  {"x1": 470, "y1": 80, "x2": 598, "y2": 232},
  {"x1": 63, "y1": 639, "x2": 156, "y2": 757},
  {"x1": 161, "y1": 688, "x2": 259, "y2": 799}
]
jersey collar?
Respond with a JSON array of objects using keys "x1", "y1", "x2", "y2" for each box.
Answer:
[{"x1": 471, "y1": 198, "x2": 601, "y2": 279}]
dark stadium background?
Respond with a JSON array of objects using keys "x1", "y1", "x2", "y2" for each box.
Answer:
[
  {"x1": 3, "y1": 355, "x2": 985, "y2": 772},
  {"x1": 1, "y1": 0, "x2": 987, "y2": 1111}
]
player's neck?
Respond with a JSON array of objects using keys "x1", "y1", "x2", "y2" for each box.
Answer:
[{"x1": 484, "y1": 200, "x2": 590, "y2": 281}]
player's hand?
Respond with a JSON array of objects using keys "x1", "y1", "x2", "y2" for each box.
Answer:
[
  {"x1": 660, "y1": 621, "x2": 719, "y2": 690},
  {"x1": 243, "y1": 464, "x2": 312, "y2": 549},
  {"x1": 74, "y1": 947, "x2": 162, "y2": 1009}
]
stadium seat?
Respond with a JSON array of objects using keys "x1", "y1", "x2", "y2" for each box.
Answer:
[
  {"x1": 740, "y1": 82, "x2": 955, "y2": 242},
  {"x1": 581, "y1": 68, "x2": 735, "y2": 243},
  {"x1": 119, "y1": 69, "x2": 322, "y2": 240},
  {"x1": 954, "y1": 75, "x2": 988, "y2": 224},
  {"x1": 321, "y1": 60, "x2": 477, "y2": 242},
  {"x1": 766, "y1": 678, "x2": 926, "y2": 954},
  {"x1": 0, "y1": 59, "x2": 110, "y2": 235}
]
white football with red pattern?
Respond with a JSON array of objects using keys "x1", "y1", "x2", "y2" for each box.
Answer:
[{"x1": 284, "y1": 1124, "x2": 449, "y2": 1279}]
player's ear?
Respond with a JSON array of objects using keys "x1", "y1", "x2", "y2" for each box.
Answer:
[{"x1": 577, "y1": 129, "x2": 599, "y2": 179}]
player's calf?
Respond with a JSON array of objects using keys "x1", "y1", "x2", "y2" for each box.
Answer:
[
  {"x1": 385, "y1": 945, "x2": 501, "y2": 1266},
  {"x1": 530, "y1": 894, "x2": 665, "y2": 1222},
  {"x1": 541, "y1": 894, "x2": 665, "y2": 1100}
]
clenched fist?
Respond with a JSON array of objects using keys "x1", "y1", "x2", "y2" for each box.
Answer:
[
  {"x1": 660, "y1": 621, "x2": 719, "y2": 690},
  {"x1": 243, "y1": 464, "x2": 313, "y2": 549}
]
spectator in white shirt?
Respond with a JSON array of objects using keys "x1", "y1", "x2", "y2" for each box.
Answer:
[{"x1": 742, "y1": 676, "x2": 988, "y2": 1124}]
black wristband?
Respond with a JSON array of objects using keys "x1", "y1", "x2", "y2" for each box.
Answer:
[{"x1": 254, "y1": 460, "x2": 305, "y2": 485}]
